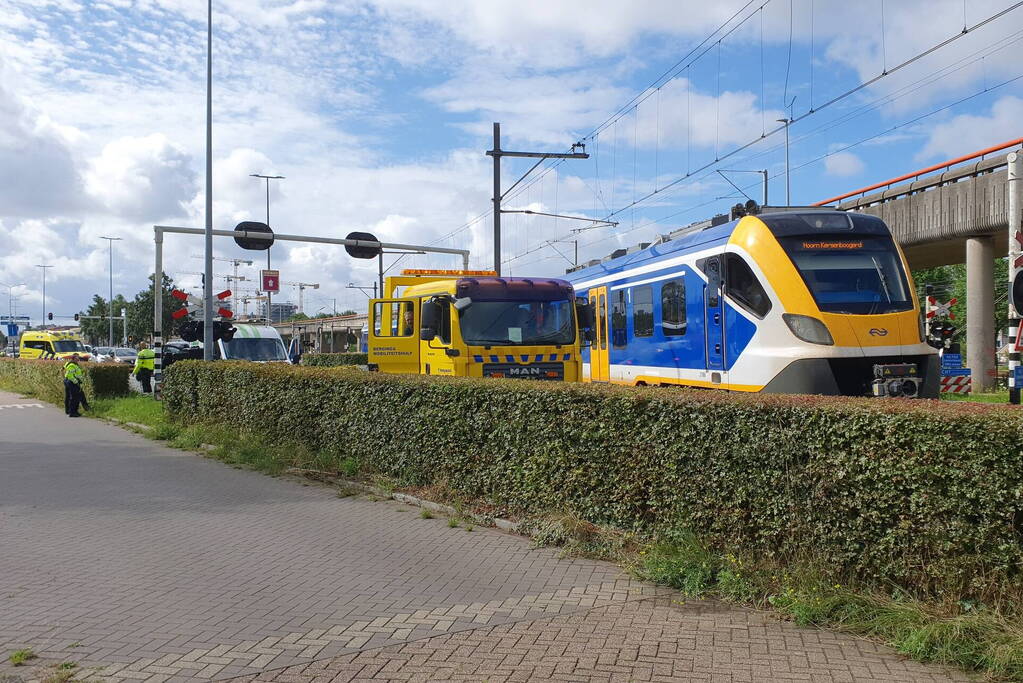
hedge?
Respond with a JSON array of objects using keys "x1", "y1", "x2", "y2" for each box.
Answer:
[
  {"x1": 0, "y1": 358, "x2": 132, "y2": 404},
  {"x1": 301, "y1": 353, "x2": 368, "y2": 367},
  {"x1": 163, "y1": 361, "x2": 1023, "y2": 601}
]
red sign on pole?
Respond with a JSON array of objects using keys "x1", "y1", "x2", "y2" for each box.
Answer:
[{"x1": 261, "y1": 269, "x2": 280, "y2": 293}]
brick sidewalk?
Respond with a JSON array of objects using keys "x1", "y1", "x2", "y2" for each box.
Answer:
[{"x1": 0, "y1": 390, "x2": 968, "y2": 682}]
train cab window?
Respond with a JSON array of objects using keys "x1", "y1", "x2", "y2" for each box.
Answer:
[
  {"x1": 724, "y1": 254, "x2": 772, "y2": 318},
  {"x1": 611, "y1": 290, "x2": 627, "y2": 348},
  {"x1": 633, "y1": 286, "x2": 654, "y2": 337},
  {"x1": 660, "y1": 280, "x2": 687, "y2": 336}
]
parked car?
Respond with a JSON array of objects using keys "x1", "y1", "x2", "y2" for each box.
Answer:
[{"x1": 109, "y1": 347, "x2": 138, "y2": 364}]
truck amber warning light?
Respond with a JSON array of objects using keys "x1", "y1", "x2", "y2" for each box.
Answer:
[
  {"x1": 801, "y1": 241, "x2": 864, "y2": 250},
  {"x1": 401, "y1": 269, "x2": 498, "y2": 277}
]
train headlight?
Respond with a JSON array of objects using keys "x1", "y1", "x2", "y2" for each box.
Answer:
[{"x1": 782, "y1": 314, "x2": 834, "y2": 345}]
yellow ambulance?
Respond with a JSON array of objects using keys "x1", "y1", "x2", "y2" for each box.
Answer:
[{"x1": 18, "y1": 331, "x2": 93, "y2": 361}]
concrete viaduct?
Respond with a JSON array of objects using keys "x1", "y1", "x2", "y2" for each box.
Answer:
[{"x1": 816, "y1": 138, "x2": 1023, "y2": 394}]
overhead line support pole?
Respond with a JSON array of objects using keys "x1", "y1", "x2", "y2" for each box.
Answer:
[
  {"x1": 486, "y1": 121, "x2": 589, "y2": 276},
  {"x1": 1009, "y1": 151, "x2": 1022, "y2": 405}
]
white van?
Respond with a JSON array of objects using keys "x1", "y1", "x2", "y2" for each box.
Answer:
[{"x1": 218, "y1": 324, "x2": 291, "y2": 363}]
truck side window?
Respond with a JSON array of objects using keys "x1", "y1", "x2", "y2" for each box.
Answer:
[
  {"x1": 374, "y1": 302, "x2": 415, "y2": 338},
  {"x1": 438, "y1": 303, "x2": 451, "y2": 345}
]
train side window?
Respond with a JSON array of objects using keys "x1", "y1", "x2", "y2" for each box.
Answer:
[
  {"x1": 661, "y1": 279, "x2": 687, "y2": 336},
  {"x1": 724, "y1": 254, "x2": 772, "y2": 318},
  {"x1": 633, "y1": 286, "x2": 653, "y2": 337},
  {"x1": 611, "y1": 290, "x2": 627, "y2": 348}
]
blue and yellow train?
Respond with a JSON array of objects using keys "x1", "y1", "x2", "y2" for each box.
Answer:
[{"x1": 566, "y1": 208, "x2": 939, "y2": 398}]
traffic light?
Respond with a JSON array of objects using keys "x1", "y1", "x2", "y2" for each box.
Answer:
[
  {"x1": 214, "y1": 321, "x2": 236, "y2": 342},
  {"x1": 47, "y1": 312, "x2": 53, "y2": 321},
  {"x1": 74, "y1": 313, "x2": 79, "y2": 321},
  {"x1": 178, "y1": 320, "x2": 236, "y2": 344},
  {"x1": 927, "y1": 320, "x2": 956, "y2": 349}
]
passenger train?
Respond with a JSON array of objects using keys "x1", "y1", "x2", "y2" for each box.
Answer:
[{"x1": 565, "y1": 208, "x2": 939, "y2": 398}]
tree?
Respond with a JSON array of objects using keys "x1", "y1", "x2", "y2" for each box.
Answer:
[
  {"x1": 911, "y1": 257, "x2": 1008, "y2": 351},
  {"x1": 287, "y1": 312, "x2": 310, "y2": 322},
  {"x1": 126, "y1": 274, "x2": 177, "y2": 343},
  {"x1": 78, "y1": 293, "x2": 130, "y2": 345},
  {"x1": 339, "y1": 309, "x2": 357, "y2": 316}
]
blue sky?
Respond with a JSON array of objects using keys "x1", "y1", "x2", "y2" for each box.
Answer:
[{"x1": 2, "y1": 0, "x2": 1022, "y2": 322}]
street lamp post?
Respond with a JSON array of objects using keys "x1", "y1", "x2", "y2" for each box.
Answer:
[
  {"x1": 250, "y1": 173, "x2": 285, "y2": 322},
  {"x1": 35, "y1": 265, "x2": 52, "y2": 328},
  {"x1": 100, "y1": 236, "x2": 123, "y2": 346},
  {"x1": 0, "y1": 282, "x2": 24, "y2": 330}
]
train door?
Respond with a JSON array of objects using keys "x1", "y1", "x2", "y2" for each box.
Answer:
[
  {"x1": 588, "y1": 286, "x2": 609, "y2": 382},
  {"x1": 704, "y1": 256, "x2": 725, "y2": 383}
]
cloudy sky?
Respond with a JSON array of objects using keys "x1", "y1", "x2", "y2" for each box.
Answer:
[{"x1": 2, "y1": 0, "x2": 1022, "y2": 323}]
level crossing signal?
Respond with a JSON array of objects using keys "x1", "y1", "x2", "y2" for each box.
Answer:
[{"x1": 170, "y1": 288, "x2": 233, "y2": 320}]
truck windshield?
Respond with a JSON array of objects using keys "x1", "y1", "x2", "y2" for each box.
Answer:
[
  {"x1": 459, "y1": 300, "x2": 575, "y2": 346},
  {"x1": 221, "y1": 338, "x2": 288, "y2": 361},
  {"x1": 778, "y1": 235, "x2": 913, "y2": 314},
  {"x1": 53, "y1": 340, "x2": 86, "y2": 352}
]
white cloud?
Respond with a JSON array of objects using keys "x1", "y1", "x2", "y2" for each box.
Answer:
[
  {"x1": 917, "y1": 95, "x2": 1023, "y2": 160},
  {"x1": 86, "y1": 134, "x2": 197, "y2": 222},
  {"x1": 0, "y1": 74, "x2": 89, "y2": 218},
  {"x1": 824, "y1": 151, "x2": 865, "y2": 177}
]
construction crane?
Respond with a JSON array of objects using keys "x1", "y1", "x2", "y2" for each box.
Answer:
[
  {"x1": 281, "y1": 281, "x2": 319, "y2": 314},
  {"x1": 191, "y1": 256, "x2": 253, "y2": 313}
]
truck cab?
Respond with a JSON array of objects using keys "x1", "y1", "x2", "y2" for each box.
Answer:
[
  {"x1": 19, "y1": 331, "x2": 92, "y2": 361},
  {"x1": 368, "y1": 269, "x2": 591, "y2": 381}
]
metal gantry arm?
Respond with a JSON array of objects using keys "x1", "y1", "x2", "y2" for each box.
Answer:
[{"x1": 152, "y1": 225, "x2": 471, "y2": 389}]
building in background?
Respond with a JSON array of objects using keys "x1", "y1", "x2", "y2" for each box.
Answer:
[{"x1": 260, "y1": 302, "x2": 298, "y2": 324}]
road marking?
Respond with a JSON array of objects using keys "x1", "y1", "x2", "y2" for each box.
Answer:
[{"x1": 0, "y1": 403, "x2": 44, "y2": 411}]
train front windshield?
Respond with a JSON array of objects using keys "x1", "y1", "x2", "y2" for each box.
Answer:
[
  {"x1": 459, "y1": 300, "x2": 575, "y2": 346},
  {"x1": 780, "y1": 236, "x2": 912, "y2": 315}
]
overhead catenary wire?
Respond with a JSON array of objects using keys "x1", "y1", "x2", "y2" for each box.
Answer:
[
  {"x1": 590, "y1": 2, "x2": 1023, "y2": 225},
  {"x1": 506, "y1": 68, "x2": 1023, "y2": 270},
  {"x1": 439, "y1": 0, "x2": 1023, "y2": 266}
]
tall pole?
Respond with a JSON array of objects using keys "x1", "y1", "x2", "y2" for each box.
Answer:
[
  {"x1": 265, "y1": 178, "x2": 271, "y2": 322},
  {"x1": 1008, "y1": 151, "x2": 1021, "y2": 405},
  {"x1": 777, "y1": 118, "x2": 791, "y2": 205},
  {"x1": 486, "y1": 123, "x2": 589, "y2": 276},
  {"x1": 35, "y1": 265, "x2": 52, "y2": 328},
  {"x1": 202, "y1": 0, "x2": 214, "y2": 360},
  {"x1": 100, "y1": 237, "x2": 122, "y2": 346},
  {"x1": 492, "y1": 122, "x2": 501, "y2": 276},
  {"x1": 250, "y1": 173, "x2": 284, "y2": 322},
  {"x1": 761, "y1": 169, "x2": 768, "y2": 206},
  {"x1": 377, "y1": 252, "x2": 384, "y2": 299}
]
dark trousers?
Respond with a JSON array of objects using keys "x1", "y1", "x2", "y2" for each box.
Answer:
[
  {"x1": 64, "y1": 380, "x2": 86, "y2": 416},
  {"x1": 137, "y1": 369, "x2": 153, "y2": 393}
]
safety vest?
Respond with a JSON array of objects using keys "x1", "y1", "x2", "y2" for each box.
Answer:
[
  {"x1": 134, "y1": 348, "x2": 156, "y2": 373},
  {"x1": 63, "y1": 361, "x2": 84, "y2": 385}
]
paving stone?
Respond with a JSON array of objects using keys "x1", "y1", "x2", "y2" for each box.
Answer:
[{"x1": 0, "y1": 391, "x2": 971, "y2": 682}]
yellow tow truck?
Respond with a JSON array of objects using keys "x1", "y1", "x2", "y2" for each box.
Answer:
[{"x1": 368, "y1": 269, "x2": 592, "y2": 380}]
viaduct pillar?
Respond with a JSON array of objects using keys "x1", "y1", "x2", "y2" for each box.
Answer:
[{"x1": 966, "y1": 236, "x2": 995, "y2": 392}]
